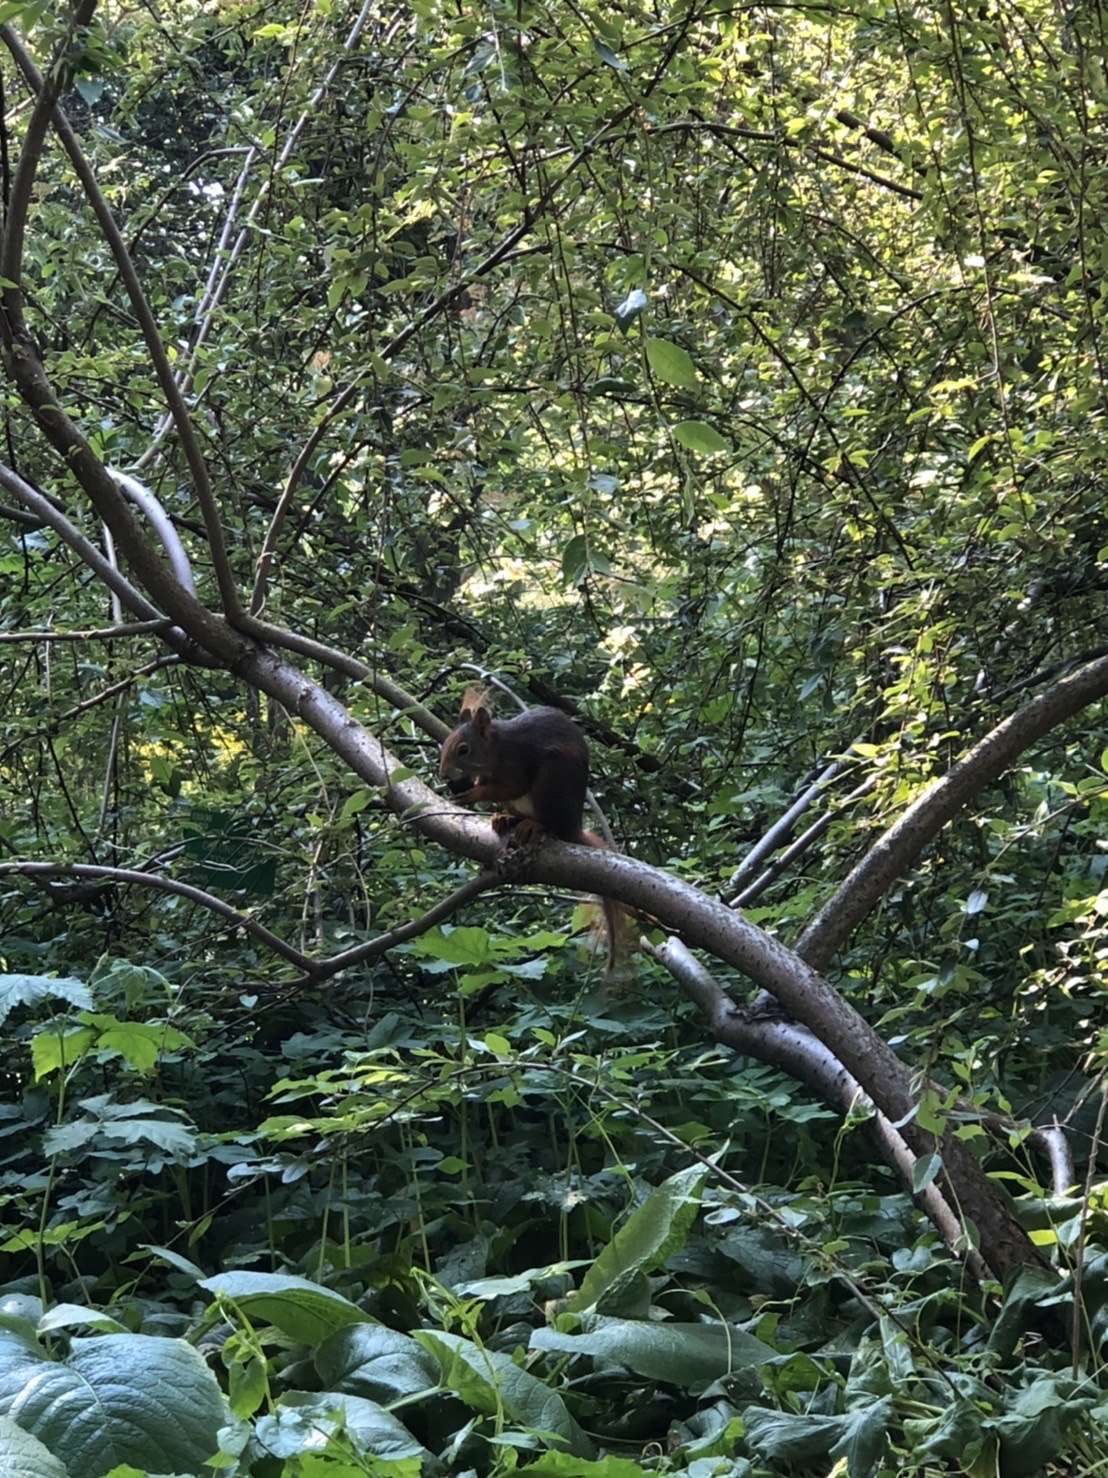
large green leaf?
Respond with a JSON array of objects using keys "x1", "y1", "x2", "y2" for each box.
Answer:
[
  {"x1": 415, "y1": 1330, "x2": 595, "y2": 1458},
  {"x1": 987, "y1": 1376, "x2": 1093, "y2": 1478},
  {"x1": 200, "y1": 1272, "x2": 376, "y2": 1347},
  {"x1": 0, "y1": 1331, "x2": 229, "y2": 1478},
  {"x1": 742, "y1": 1405, "x2": 847, "y2": 1464},
  {"x1": 316, "y1": 1324, "x2": 440, "y2": 1402},
  {"x1": 831, "y1": 1397, "x2": 894, "y2": 1478},
  {"x1": 0, "y1": 974, "x2": 91, "y2": 1025},
  {"x1": 0, "y1": 1414, "x2": 69, "y2": 1478},
  {"x1": 567, "y1": 1164, "x2": 707, "y2": 1312},
  {"x1": 646, "y1": 338, "x2": 699, "y2": 389},
  {"x1": 671, "y1": 419, "x2": 731, "y2": 453},
  {"x1": 259, "y1": 1391, "x2": 432, "y2": 1466},
  {"x1": 531, "y1": 1317, "x2": 776, "y2": 1391}
]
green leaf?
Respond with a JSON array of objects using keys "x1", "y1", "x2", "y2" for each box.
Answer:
[
  {"x1": 531, "y1": 1318, "x2": 776, "y2": 1392},
  {"x1": 562, "y1": 533, "x2": 589, "y2": 585},
  {"x1": 139, "y1": 1245, "x2": 205, "y2": 1281},
  {"x1": 0, "y1": 4, "x2": 49, "y2": 28},
  {"x1": 646, "y1": 338, "x2": 699, "y2": 389},
  {"x1": 200, "y1": 1272, "x2": 376, "y2": 1347},
  {"x1": 408, "y1": 926, "x2": 493, "y2": 965},
  {"x1": 987, "y1": 1265, "x2": 1070, "y2": 1360},
  {"x1": 830, "y1": 1397, "x2": 893, "y2": 1477},
  {"x1": 0, "y1": 974, "x2": 91, "y2": 1026},
  {"x1": 904, "y1": 1397, "x2": 986, "y2": 1465},
  {"x1": 73, "y1": 77, "x2": 105, "y2": 106},
  {"x1": 79, "y1": 1016, "x2": 191, "y2": 1075},
  {"x1": 415, "y1": 1331, "x2": 595, "y2": 1457},
  {"x1": 31, "y1": 1026, "x2": 97, "y2": 1079},
  {"x1": 522, "y1": 1454, "x2": 663, "y2": 1478},
  {"x1": 254, "y1": 1392, "x2": 428, "y2": 1467},
  {"x1": 987, "y1": 1377, "x2": 1093, "y2": 1478},
  {"x1": 912, "y1": 1153, "x2": 942, "y2": 1193},
  {"x1": 567, "y1": 1164, "x2": 707, "y2": 1311},
  {"x1": 340, "y1": 789, "x2": 372, "y2": 821},
  {"x1": 716, "y1": 1224, "x2": 807, "y2": 1297},
  {"x1": 671, "y1": 420, "x2": 731, "y2": 453},
  {"x1": 37, "y1": 1304, "x2": 129, "y2": 1336},
  {"x1": 44, "y1": 1103, "x2": 196, "y2": 1162},
  {"x1": 0, "y1": 1413, "x2": 69, "y2": 1478},
  {"x1": 742, "y1": 1406, "x2": 847, "y2": 1463},
  {"x1": 227, "y1": 1354, "x2": 267, "y2": 1419},
  {"x1": 316, "y1": 1325, "x2": 440, "y2": 1403},
  {"x1": 593, "y1": 41, "x2": 627, "y2": 70},
  {"x1": 0, "y1": 1331, "x2": 229, "y2": 1476}
]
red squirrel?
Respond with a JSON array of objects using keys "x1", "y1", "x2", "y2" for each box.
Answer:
[{"x1": 439, "y1": 692, "x2": 625, "y2": 974}]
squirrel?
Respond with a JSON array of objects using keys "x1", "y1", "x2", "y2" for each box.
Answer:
[{"x1": 439, "y1": 690, "x2": 627, "y2": 975}]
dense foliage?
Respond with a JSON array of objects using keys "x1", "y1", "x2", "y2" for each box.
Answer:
[{"x1": 2, "y1": 0, "x2": 1108, "y2": 1473}]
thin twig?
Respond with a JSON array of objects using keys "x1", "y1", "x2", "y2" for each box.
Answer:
[
  {"x1": 0, "y1": 621, "x2": 171, "y2": 643},
  {"x1": 3, "y1": 861, "x2": 316, "y2": 972},
  {"x1": 285, "y1": 870, "x2": 502, "y2": 987},
  {"x1": 0, "y1": 464, "x2": 185, "y2": 642},
  {"x1": 0, "y1": 26, "x2": 240, "y2": 618},
  {"x1": 2, "y1": 860, "x2": 503, "y2": 989}
]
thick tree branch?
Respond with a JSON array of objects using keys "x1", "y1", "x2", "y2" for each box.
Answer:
[
  {"x1": 654, "y1": 936, "x2": 990, "y2": 1278},
  {"x1": 0, "y1": 335, "x2": 246, "y2": 658},
  {"x1": 224, "y1": 644, "x2": 1040, "y2": 1277},
  {"x1": 0, "y1": 54, "x2": 246, "y2": 665},
  {"x1": 796, "y1": 651, "x2": 1108, "y2": 971}
]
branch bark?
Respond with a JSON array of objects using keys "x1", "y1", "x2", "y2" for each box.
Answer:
[
  {"x1": 225, "y1": 644, "x2": 1050, "y2": 1279},
  {"x1": 796, "y1": 654, "x2": 1108, "y2": 971}
]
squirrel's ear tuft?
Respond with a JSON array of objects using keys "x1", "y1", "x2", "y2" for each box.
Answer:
[{"x1": 460, "y1": 684, "x2": 491, "y2": 718}]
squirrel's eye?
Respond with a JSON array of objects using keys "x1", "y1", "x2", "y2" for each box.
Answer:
[{"x1": 457, "y1": 743, "x2": 469, "y2": 756}]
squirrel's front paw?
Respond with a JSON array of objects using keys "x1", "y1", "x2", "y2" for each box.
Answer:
[{"x1": 506, "y1": 817, "x2": 542, "y2": 847}]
